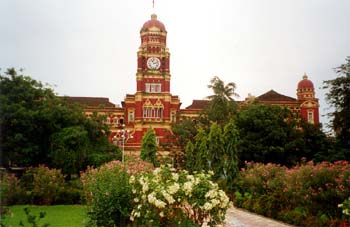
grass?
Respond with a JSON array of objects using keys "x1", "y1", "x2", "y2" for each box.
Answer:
[{"x1": 2, "y1": 205, "x2": 88, "y2": 227}]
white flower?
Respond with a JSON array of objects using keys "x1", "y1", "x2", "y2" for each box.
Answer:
[
  {"x1": 183, "y1": 181, "x2": 193, "y2": 196},
  {"x1": 203, "y1": 202, "x2": 213, "y2": 211},
  {"x1": 134, "y1": 197, "x2": 139, "y2": 203},
  {"x1": 129, "y1": 175, "x2": 135, "y2": 184},
  {"x1": 172, "y1": 173, "x2": 179, "y2": 181},
  {"x1": 159, "y1": 211, "x2": 164, "y2": 217},
  {"x1": 162, "y1": 190, "x2": 175, "y2": 204},
  {"x1": 168, "y1": 183, "x2": 180, "y2": 194},
  {"x1": 142, "y1": 182, "x2": 149, "y2": 193},
  {"x1": 148, "y1": 193, "x2": 157, "y2": 204},
  {"x1": 154, "y1": 199, "x2": 166, "y2": 208}
]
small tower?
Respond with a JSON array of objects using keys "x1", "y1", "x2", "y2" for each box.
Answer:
[{"x1": 296, "y1": 73, "x2": 319, "y2": 124}]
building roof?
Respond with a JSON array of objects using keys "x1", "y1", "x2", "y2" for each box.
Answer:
[
  {"x1": 185, "y1": 100, "x2": 210, "y2": 109},
  {"x1": 142, "y1": 14, "x2": 166, "y2": 31},
  {"x1": 60, "y1": 96, "x2": 116, "y2": 108},
  {"x1": 256, "y1": 90, "x2": 296, "y2": 102},
  {"x1": 297, "y1": 73, "x2": 314, "y2": 89}
]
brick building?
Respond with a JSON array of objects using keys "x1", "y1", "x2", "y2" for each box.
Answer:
[{"x1": 63, "y1": 14, "x2": 319, "y2": 149}]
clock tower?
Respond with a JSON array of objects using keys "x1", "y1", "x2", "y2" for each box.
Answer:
[{"x1": 123, "y1": 14, "x2": 180, "y2": 149}]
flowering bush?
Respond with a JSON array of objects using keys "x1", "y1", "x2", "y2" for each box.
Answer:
[
  {"x1": 81, "y1": 159, "x2": 153, "y2": 227},
  {"x1": 233, "y1": 161, "x2": 350, "y2": 227},
  {"x1": 23, "y1": 165, "x2": 65, "y2": 205},
  {"x1": 0, "y1": 170, "x2": 25, "y2": 205},
  {"x1": 129, "y1": 165, "x2": 231, "y2": 227}
]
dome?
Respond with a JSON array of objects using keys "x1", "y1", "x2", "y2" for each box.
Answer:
[
  {"x1": 297, "y1": 73, "x2": 314, "y2": 89},
  {"x1": 141, "y1": 14, "x2": 166, "y2": 31}
]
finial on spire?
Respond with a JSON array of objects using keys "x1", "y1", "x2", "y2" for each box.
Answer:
[
  {"x1": 152, "y1": 0, "x2": 155, "y2": 9},
  {"x1": 303, "y1": 72, "x2": 308, "y2": 80}
]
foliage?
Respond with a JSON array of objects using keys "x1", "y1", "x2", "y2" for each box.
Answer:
[
  {"x1": 234, "y1": 104, "x2": 330, "y2": 166},
  {"x1": 193, "y1": 127, "x2": 209, "y2": 172},
  {"x1": 24, "y1": 166, "x2": 66, "y2": 205},
  {"x1": 204, "y1": 76, "x2": 238, "y2": 126},
  {"x1": 0, "y1": 170, "x2": 25, "y2": 205},
  {"x1": 222, "y1": 119, "x2": 239, "y2": 190},
  {"x1": 339, "y1": 197, "x2": 350, "y2": 216},
  {"x1": 129, "y1": 165, "x2": 231, "y2": 227},
  {"x1": 0, "y1": 68, "x2": 121, "y2": 174},
  {"x1": 207, "y1": 123, "x2": 225, "y2": 180},
  {"x1": 323, "y1": 56, "x2": 350, "y2": 152},
  {"x1": 141, "y1": 128, "x2": 159, "y2": 167},
  {"x1": 233, "y1": 161, "x2": 350, "y2": 226},
  {"x1": 81, "y1": 161, "x2": 134, "y2": 227}
]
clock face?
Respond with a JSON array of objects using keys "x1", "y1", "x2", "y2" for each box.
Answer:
[{"x1": 147, "y1": 57, "x2": 161, "y2": 70}]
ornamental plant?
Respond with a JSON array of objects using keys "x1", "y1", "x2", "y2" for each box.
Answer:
[
  {"x1": 129, "y1": 165, "x2": 231, "y2": 227},
  {"x1": 81, "y1": 159, "x2": 153, "y2": 227}
]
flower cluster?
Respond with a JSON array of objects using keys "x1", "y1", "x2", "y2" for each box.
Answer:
[
  {"x1": 129, "y1": 165, "x2": 231, "y2": 227},
  {"x1": 338, "y1": 197, "x2": 350, "y2": 216}
]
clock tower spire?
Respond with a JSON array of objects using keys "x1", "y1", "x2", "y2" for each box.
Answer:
[{"x1": 123, "y1": 14, "x2": 180, "y2": 149}]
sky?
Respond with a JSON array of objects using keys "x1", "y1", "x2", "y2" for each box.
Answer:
[{"x1": 1, "y1": 0, "x2": 350, "y2": 128}]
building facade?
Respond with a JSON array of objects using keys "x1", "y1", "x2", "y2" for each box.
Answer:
[{"x1": 64, "y1": 14, "x2": 319, "y2": 149}]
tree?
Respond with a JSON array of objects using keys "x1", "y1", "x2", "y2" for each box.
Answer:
[
  {"x1": 140, "y1": 128, "x2": 159, "y2": 167},
  {"x1": 323, "y1": 56, "x2": 350, "y2": 152},
  {"x1": 193, "y1": 127, "x2": 209, "y2": 172},
  {"x1": 207, "y1": 122, "x2": 225, "y2": 180},
  {"x1": 184, "y1": 140, "x2": 195, "y2": 172},
  {"x1": 0, "y1": 69, "x2": 120, "y2": 173},
  {"x1": 223, "y1": 119, "x2": 239, "y2": 188},
  {"x1": 204, "y1": 76, "x2": 239, "y2": 125},
  {"x1": 235, "y1": 104, "x2": 300, "y2": 166}
]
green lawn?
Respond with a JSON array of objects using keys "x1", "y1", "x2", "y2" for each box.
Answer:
[{"x1": 3, "y1": 205, "x2": 88, "y2": 227}]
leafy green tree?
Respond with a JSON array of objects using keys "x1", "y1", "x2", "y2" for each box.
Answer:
[
  {"x1": 0, "y1": 69, "x2": 120, "y2": 173},
  {"x1": 323, "y1": 56, "x2": 350, "y2": 153},
  {"x1": 235, "y1": 104, "x2": 299, "y2": 166},
  {"x1": 193, "y1": 127, "x2": 209, "y2": 171},
  {"x1": 208, "y1": 122, "x2": 225, "y2": 179},
  {"x1": 223, "y1": 119, "x2": 239, "y2": 187},
  {"x1": 50, "y1": 126, "x2": 89, "y2": 175},
  {"x1": 140, "y1": 128, "x2": 159, "y2": 167},
  {"x1": 185, "y1": 140, "x2": 195, "y2": 172},
  {"x1": 203, "y1": 76, "x2": 238, "y2": 125}
]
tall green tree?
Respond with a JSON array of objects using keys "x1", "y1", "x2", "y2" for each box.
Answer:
[
  {"x1": 235, "y1": 104, "x2": 299, "y2": 166},
  {"x1": 0, "y1": 69, "x2": 120, "y2": 173},
  {"x1": 204, "y1": 76, "x2": 239, "y2": 125},
  {"x1": 184, "y1": 140, "x2": 195, "y2": 172},
  {"x1": 223, "y1": 119, "x2": 239, "y2": 187},
  {"x1": 323, "y1": 56, "x2": 350, "y2": 151},
  {"x1": 193, "y1": 127, "x2": 209, "y2": 172},
  {"x1": 140, "y1": 128, "x2": 159, "y2": 167},
  {"x1": 207, "y1": 122, "x2": 225, "y2": 179}
]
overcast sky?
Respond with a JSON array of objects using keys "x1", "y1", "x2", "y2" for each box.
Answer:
[{"x1": 1, "y1": 0, "x2": 349, "y2": 128}]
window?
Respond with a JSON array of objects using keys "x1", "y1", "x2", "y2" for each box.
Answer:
[
  {"x1": 171, "y1": 111, "x2": 176, "y2": 122},
  {"x1": 113, "y1": 118, "x2": 119, "y2": 124},
  {"x1": 307, "y1": 110, "x2": 314, "y2": 124},
  {"x1": 128, "y1": 111, "x2": 134, "y2": 122},
  {"x1": 143, "y1": 107, "x2": 152, "y2": 118},
  {"x1": 145, "y1": 83, "x2": 161, "y2": 93},
  {"x1": 106, "y1": 118, "x2": 110, "y2": 124}
]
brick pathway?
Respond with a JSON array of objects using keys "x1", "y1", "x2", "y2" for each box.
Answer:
[{"x1": 224, "y1": 207, "x2": 296, "y2": 227}]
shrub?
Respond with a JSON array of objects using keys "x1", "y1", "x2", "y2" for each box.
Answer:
[
  {"x1": 129, "y1": 165, "x2": 231, "y2": 227},
  {"x1": 233, "y1": 161, "x2": 350, "y2": 226},
  {"x1": 81, "y1": 160, "x2": 135, "y2": 227},
  {"x1": 0, "y1": 170, "x2": 26, "y2": 205},
  {"x1": 26, "y1": 165, "x2": 65, "y2": 205}
]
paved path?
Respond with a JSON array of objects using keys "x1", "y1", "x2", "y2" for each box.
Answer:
[{"x1": 224, "y1": 207, "x2": 296, "y2": 227}]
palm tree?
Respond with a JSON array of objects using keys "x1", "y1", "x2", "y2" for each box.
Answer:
[{"x1": 207, "y1": 76, "x2": 239, "y2": 101}]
